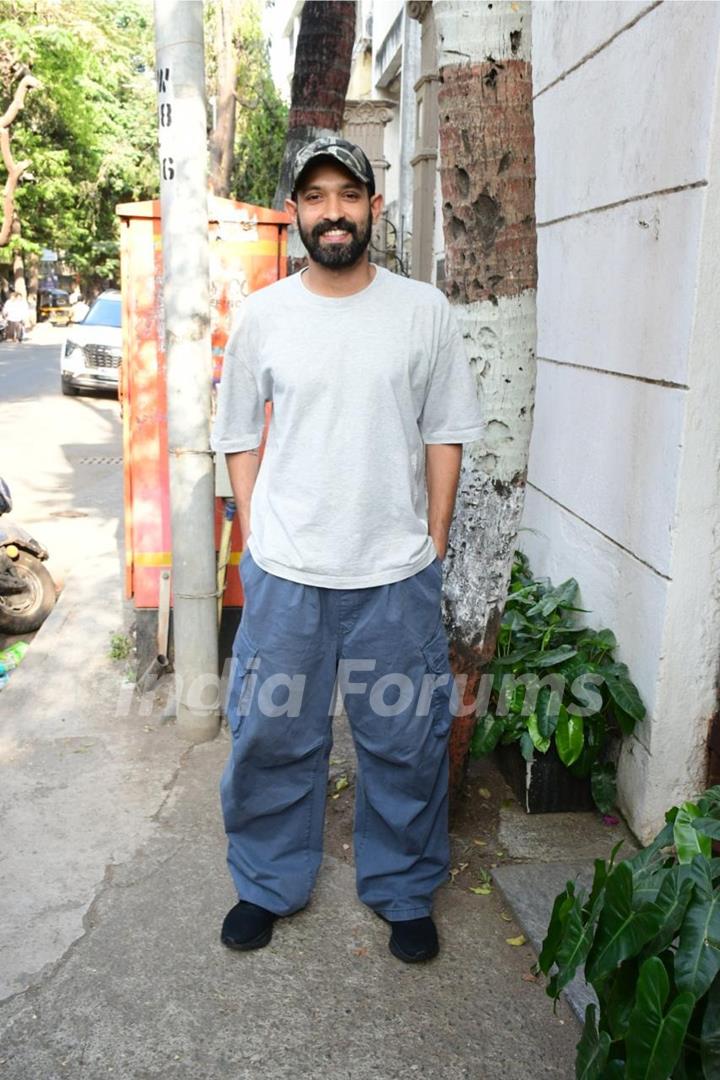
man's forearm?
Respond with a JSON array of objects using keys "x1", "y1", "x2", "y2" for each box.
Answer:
[
  {"x1": 226, "y1": 450, "x2": 260, "y2": 541},
  {"x1": 425, "y1": 443, "x2": 462, "y2": 560}
]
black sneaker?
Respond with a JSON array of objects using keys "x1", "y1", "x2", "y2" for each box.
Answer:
[
  {"x1": 379, "y1": 914, "x2": 439, "y2": 963},
  {"x1": 221, "y1": 900, "x2": 276, "y2": 951}
]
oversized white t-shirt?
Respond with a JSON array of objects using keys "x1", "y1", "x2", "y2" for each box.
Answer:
[{"x1": 211, "y1": 266, "x2": 484, "y2": 589}]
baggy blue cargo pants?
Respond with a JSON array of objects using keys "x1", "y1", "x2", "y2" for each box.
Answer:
[{"x1": 220, "y1": 550, "x2": 453, "y2": 921}]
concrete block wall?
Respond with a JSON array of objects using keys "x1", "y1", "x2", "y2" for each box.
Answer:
[{"x1": 523, "y1": 0, "x2": 720, "y2": 840}]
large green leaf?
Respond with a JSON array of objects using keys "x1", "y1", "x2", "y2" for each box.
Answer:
[
  {"x1": 470, "y1": 715, "x2": 504, "y2": 757},
  {"x1": 629, "y1": 821, "x2": 675, "y2": 874},
  {"x1": 641, "y1": 866, "x2": 694, "y2": 956},
  {"x1": 556, "y1": 707, "x2": 585, "y2": 767},
  {"x1": 519, "y1": 731, "x2": 535, "y2": 762},
  {"x1": 591, "y1": 763, "x2": 617, "y2": 814},
  {"x1": 610, "y1": 703, "x2": 638, "y2": 737},
  {"x1": 586, "y1": 863, "x2": 664, "y2": 984},
  {"x1": 536, "y1": 684, "x2": 562, "y2": 739},
  {"x1": 605, "y1": 956, "x2": 640, "y2": 1040},
  {"x1": 700, "y1": 973, "x2": 720, "y2": 1078},
  {"x1": 532, "y1": 645, "x2": 578, "y2": 668},
  {"x1": 632, "y1": 866, "x2": 666, "y2": 907},
  {"x1": 549, "y1": 890, "x2": 601, "y2": 996},
  {"x1": 527, "y1": 577, "x2": 579, "y2": 617},
  {"x1": 674, "y1": 804, "x2": 713, "y2": 864},
  {"x1": 579, "y1": 628, "x2": 617, "y2": 653},
  {"x1": 697, "y1": 787, "x2": 720, "y2": 817},
  {"x1": 575, "y1": 1004, "x2": 610, "y2": 1080},
  {"x1": 603, "y1": 670, "x2": 646, "y2": 724},
  {"x1": 538, "y1": 884, "x2": 575, "y2": 976},
  {"x1": 692, "y1": 817, "x2": 720, "y2": 841},
  {"x1": 625, "y1": 957, "x2": 695, "y2": 1080},
  {"x1": 527, "y1": 713, "x2": 551, "y2": 753},
  {"x1": 675, "y1": 865, "x2": 720, "y2": 998},
  {"x1": 492, "y1": 645, "x2": 537, "y2": 668}
]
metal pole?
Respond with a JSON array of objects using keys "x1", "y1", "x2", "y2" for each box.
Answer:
[{"x1": 154, "y1": 0, "x2": 219, "y2": 743}]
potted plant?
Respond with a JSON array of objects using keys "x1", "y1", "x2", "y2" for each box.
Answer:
[
  {"x1": 538, "y1": 786, "x2": 720, "y2": 1078},
  {"x1": 470, "y1": 551, "x2": 645, "y2": 814}
]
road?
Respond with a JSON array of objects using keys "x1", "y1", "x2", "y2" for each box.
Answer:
[{"x1": 0, "y1": 322, "x2": 124, "y2": 647}]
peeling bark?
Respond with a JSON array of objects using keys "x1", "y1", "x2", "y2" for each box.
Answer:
[{"x1": 433, "y1": 1, "x2": 537, "y2": 794}]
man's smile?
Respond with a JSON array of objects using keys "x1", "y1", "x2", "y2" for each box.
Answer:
[{"x1": 320, "y1": 229, "x2": 352, "y2": 244}]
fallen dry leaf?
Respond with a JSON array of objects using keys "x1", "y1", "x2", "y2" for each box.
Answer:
[
  {"x1": 506, "y1": 934, "x2": 526, "y2": 947},
  {"x1": 351, "y1": 947, "x2": 368, "y2": 958},
  {"x1": 473, "y1": 839, "x2": 486, "y2": 846},
  {"x1": 470, "y1": 885, "x2": 492, "y2": 895},
  {"x1": 522, "y1": 972, "x2": 538, "y2": 983},
  {"x1": 478, "y1": 787, "x2": 491, "y2": 800},
  {"x1": 335, "y1": 776, "x2": 349, "y2": 793},
  {"x1": 500, "y1": 912, "x2": 513, "y2": 922}
]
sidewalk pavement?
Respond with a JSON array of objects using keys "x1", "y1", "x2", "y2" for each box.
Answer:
[{"x1": 0, "y1": 539, "x2": 608, "y2": 1078}]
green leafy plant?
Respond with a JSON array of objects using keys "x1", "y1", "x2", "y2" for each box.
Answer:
[
  {"x1": 539, "y1": 787, "x2": 720, "y2": 1078},
  {"x1": 108, "y1": 631, "x2": 132, "y2": 661},
  {"x1": 470, "y1": 551, "x2": 646, "y2": 812}
]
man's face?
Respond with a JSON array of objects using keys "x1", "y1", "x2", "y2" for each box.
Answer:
[{"x1": 286, "y1": 160, "x2": 383, "y2": 270}]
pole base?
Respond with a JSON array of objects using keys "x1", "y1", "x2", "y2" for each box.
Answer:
[{"x1": 176, "y1": 706, "x2": 220, "y2": 744}]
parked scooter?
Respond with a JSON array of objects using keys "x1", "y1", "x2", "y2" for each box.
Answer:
[{"x1": 0, "y1": 478, "x2": 56, "y2": 633}]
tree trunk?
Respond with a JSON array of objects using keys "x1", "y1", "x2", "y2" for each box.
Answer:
[
  {"x1": 433, "y1": 1, "x2": 538, "y2": 799},
  {"x1": 26, "y1": 249, "x2": 38, "y2": 325},
  {"x1": 11, "y1": 211, "x2": 25, "y2": 296},
  {"x1": 209, "y1": 0, "x2": 239, "y2": 198},
  {"x1": 272, "y1": 0, "x2": 356, "y2": 213}
]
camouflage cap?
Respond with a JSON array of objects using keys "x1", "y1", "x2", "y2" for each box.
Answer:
[{"x1": 291, "y1": 137, "x2": 375, "y2": 197}]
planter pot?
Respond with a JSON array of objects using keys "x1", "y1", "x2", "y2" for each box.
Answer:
[{"x1": 495, "y1": 741, "x2": 595, "y2": 814}]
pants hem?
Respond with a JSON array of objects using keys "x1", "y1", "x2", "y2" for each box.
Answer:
[{"x1": 371, "y1": 904, "x2": 432, "y2": 921}]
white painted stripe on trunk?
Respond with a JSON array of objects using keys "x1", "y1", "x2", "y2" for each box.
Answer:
[
  {"x1": 434, "y1": 0, "x2": 531, "y2": 68},
  {"x1": 455, "y1": 291, "x2": 537, "y2": 484}
]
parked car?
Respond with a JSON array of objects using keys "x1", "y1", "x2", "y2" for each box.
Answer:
[
  {"x1": 38, "y1": 288, "x2": 73, "y2": 326},
  {"x1": 60, "y1": 290, "x2": 122, "y2": 396}
]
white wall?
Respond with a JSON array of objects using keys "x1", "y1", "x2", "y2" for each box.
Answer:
[{"x1": 524, "y1": 0, "x2": 720, "y2": 840}]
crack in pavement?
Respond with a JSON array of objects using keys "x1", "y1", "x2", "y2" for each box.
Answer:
[{"x1": 0, "y1": 744, "x2": 196, "y2": 1011}]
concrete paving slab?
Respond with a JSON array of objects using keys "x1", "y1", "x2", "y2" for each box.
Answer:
[
  {"x1": 498, "y1": 802, "x2": 639, "y2": 863},
  {"x1": 0, "y1": 739, "x2": 580, "y2": 1080},
  {"x1": 492, "y1": 862, "x2": 597, "y2": 1023}
]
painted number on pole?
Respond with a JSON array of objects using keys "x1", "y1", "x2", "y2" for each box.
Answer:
[{"x1": 157, "y1": 65, "x2": 174, "y2": 182}]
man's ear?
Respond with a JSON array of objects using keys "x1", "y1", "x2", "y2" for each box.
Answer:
[
  {"x1": 370, "y1": 192, "x2": 384, "y2": 224},
  {"x1": 285, "y1": 197, "x2": 298, "y2": 223}
]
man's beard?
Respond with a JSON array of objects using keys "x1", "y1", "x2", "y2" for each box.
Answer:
[{"x1": 297, "y1": 214, "x2": 372, "y2": 269}]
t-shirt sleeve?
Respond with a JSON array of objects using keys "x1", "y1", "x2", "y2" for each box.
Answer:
[
  {"x1": 419, "y1": 300, "x2": 484, "y2": 444},
  {"x1": 211, "y1": 309, "x2": 265, "y2": 454}
]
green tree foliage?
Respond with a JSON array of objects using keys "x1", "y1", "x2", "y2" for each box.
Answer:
[
  {"x1": 0, "y1": 0, "x2": 157, "y2": 285},
  {"x1": 206, "y1": 0, "x2": 287, "y2": 208}
]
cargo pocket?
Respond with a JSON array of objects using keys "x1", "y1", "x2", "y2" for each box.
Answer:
[
  {"x1": 421, "y1": 626, "x2": 453, "y2": 738},
  {"x1": 224, "y1": 629, "x2": 259, "y2": 737}
]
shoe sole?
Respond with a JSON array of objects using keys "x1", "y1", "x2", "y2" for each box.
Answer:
[
  {"x1": 388, "y1": 937, "x2": 439, "y2": 963},
  {"x1": 220, "y1": 925, "x2": 274, "y2": 951}
]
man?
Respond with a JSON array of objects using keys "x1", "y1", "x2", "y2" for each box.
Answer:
[
  {"x1": 2, "y1": 291, "x2": 29, "y2": 342},
  {"x1": 212, "y1": 137, "x2": 483, "y2": 963}
]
